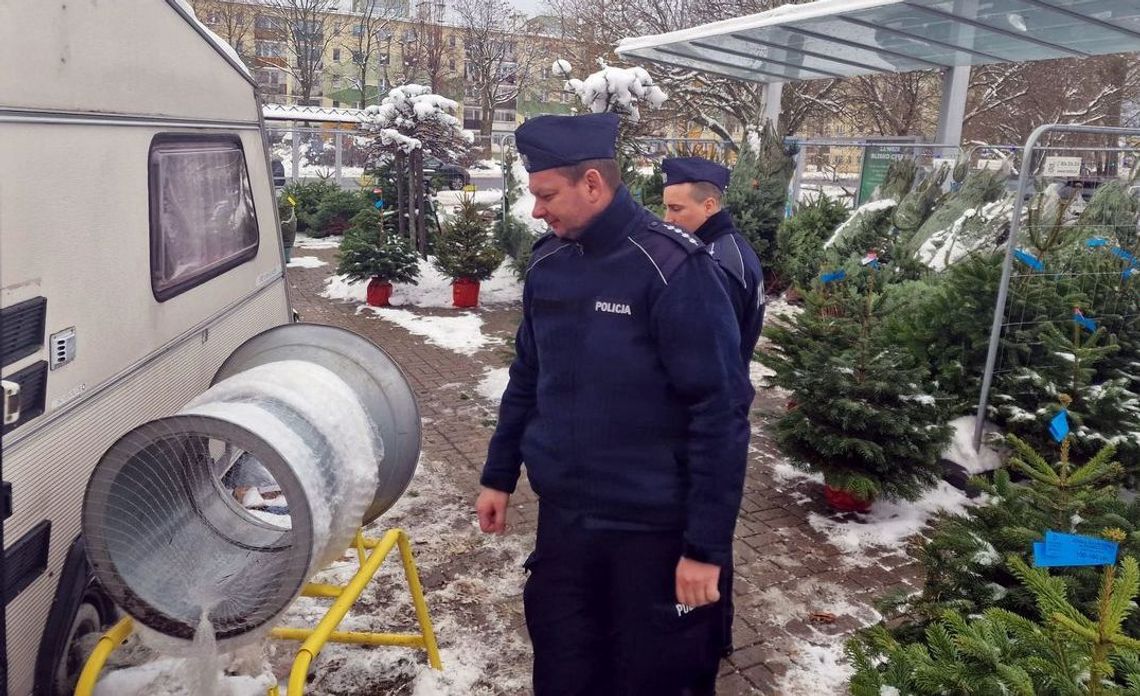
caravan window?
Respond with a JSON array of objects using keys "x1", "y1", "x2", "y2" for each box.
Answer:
[{"x1": 149, "y1": 135, "x2": 259, "y2": 301}]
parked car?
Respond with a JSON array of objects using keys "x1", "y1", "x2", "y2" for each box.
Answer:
[
  {"x1": 271, "y1": 157, "x2": 286, "y2": 188},
  {"x1": 424, "y1": 156, "x2": 469, "y2": 190}
]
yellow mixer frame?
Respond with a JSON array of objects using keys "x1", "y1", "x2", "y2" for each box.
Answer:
[{"x1": 74, "y1": 528, "x2": 442, "y2": 696}]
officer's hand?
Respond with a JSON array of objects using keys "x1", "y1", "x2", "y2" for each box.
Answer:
[
  {"x1": 676, "y1": 557, "x2": 721, "y2": 608},
  {"x1": 476, "y1": 487, "x2": 511, "y2": 534}
]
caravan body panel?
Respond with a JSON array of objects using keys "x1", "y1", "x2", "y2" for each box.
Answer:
[{"x1": 0, "y1": 2, "x2": 292, "y2": 693}]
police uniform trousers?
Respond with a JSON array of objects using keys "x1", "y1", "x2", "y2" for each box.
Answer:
[{"x1": 524, "y1": 502, "x2": 731, "y2": 696}]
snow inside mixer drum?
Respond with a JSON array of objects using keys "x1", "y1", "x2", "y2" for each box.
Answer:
[{"x1": 82, "y1": 415, "x2": 315, "y2": 643}]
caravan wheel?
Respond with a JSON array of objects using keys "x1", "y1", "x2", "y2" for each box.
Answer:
[{"x1": 53, "y1": 599, "x2": 103, "y2": 694}]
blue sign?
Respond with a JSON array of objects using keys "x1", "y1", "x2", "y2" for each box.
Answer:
[
  {"x1": 1014, "y1": 249, "x2": 1045, "y2": 272},
  {"x1": 1086, "y1": 238, "x2": 1109, "y2": 248},
  {"x1": 1073, "y1": 310, "x2": 1097, "y2": 333},
  {"x1": 820, "y1": 269, "x2": 846, "y2": 284},
  {"x1": 1034, "y1": 530, "x2": 1119, "y2": 568},
  {"x1": 1049, "y1": 409, "x2": 1070, "y2": 443}
]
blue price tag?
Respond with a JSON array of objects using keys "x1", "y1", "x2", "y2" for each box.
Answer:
[
  {"x1": 374, "y1": 200, "x2": 385, "y2": 209},
  {"x1": 1034, "y1": 531, "x2": 1119, "y2": 567},
  {"x1": 1112, "y1": 247, "x2": 1136, "y2": 264},
  {"x1": 820, "y1": 269, "x2": 846, "y2": 284},
  {"x1": 1014, "y1": 249, "x2": 1044, "y2": 272},
  {"x1": 1086, "y1": 237, "x2": 1109, "y2": 247},
  {"x1": 1049, "y1": 409, "x2": 1070, "y2": 443},
  {"x1": 1073, "y1": 311, "x2": 1097, "y2": 332}
]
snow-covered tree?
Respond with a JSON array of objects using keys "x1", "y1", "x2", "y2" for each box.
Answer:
[
  {"x1": 361, "y1": 84, "x2": 470, "y2": 252},
  {"x1": 563, "y1": 61, "x2": 667, "y2": 123}
]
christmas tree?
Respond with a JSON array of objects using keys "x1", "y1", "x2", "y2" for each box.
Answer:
[
  {"x1": 849, "y1": 553, "x2": 1140, "y2": 696},
  {"x1": 336, "y1": 208, "x2": 420, "y2": 284},
  {"x1": 724, "y1": 122, "x2": 797, "y2": 271},
  {"x1": 889, "y1": 431, "x2": 1122, "y2": 632},
  {"x1": 904, "y1": 167, "x2": 1007, "y2": 254},
  {"x1": 893, "y1": 163, "x2": 949, "y2": 238},
  {"x1": 760, "y1": 264, "x2": 950, "y2": 501},
  {"x1": 433, "y1": 194, "x2": 505, "y2": 282},
  {"x1": 774, "y1": 193, "x2": 850, "y2": 292},
  {"x1": 885, "y1": 253, "x2": 1003, "y2": 410}
]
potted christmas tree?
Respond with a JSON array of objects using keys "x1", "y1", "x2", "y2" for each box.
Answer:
[
  {"x1": 761, "y1": 264, "x2": 950, "y2": 511},
  {"x1": 336, "y1": 208, "x2": 420, "y2": 307},
  {"x1": 434, "y1": 194, "x2": 504, "y2": 308}
]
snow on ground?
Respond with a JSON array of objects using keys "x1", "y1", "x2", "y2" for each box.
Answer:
[
  {"x1": 294, "y1": 234, "x2": 342, "y2": 250},
  {"x1": 434, "y1": 189, "x2": 506, "y2": 210},
  {"x1": 282, "y1": 456, "x2": 533, "y2": 695},
  {"x1": 469, "y1": 159, "x2": 501, "y2": 174},
  {"x1": 282, "y1": 163, "x2": 366, "y2": 180},
  {"x1": 286, "y1": 255, "x2": 327, "y2": 269},
  {"x1": 322, "y1": 258, "x2": 522, "y2": 309},
  {"x1": 943, "y1": 416, "x2": 1003, "y2": 475},
  {"x1": 360, "y1": 309, "x2": 501, "y2": 356},
  {"x1": 807, "y1": 481, "x2": 975, "y2": 563},
  {"x1": 750, "y1": 359, "x2": 775, "y2": 387},
  {"x1": 91, "y1": 655, "x2": 274, "y2": 696},
  {"x1": 778, "y1": 642, "x2": 854, "y2": 695},
  {"x1": 477, "y1": 367, "x2": 510, "y2": 405}
]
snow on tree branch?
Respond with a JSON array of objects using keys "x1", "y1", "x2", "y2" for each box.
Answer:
[
  {"x1": 563, "y1": 60, "x2": 668, "y2": 123},
  {"x1": 361, "y1": 84, "x2": 468, "y2": 154}
]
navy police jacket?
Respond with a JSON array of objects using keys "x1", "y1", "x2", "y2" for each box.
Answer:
[
  {"x1": 480, "y1": 186, "x2": 750, "y2": 565},
  {"x1": 694, "y1": 210, "x2": 766, "y2": 366}
]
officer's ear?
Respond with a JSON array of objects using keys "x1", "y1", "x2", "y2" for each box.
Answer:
[{"x1": 582, "y1": 168, "x2": 607, "y2": 199}]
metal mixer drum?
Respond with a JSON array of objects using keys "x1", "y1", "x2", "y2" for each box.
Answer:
[
  {"x1": 213, "y1": 323, "x2": 421, "y2": 523},
  {"x1": 82, "y1": 324, "x2": 421, "y2": 647}
]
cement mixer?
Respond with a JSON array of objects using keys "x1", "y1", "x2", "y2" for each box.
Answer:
[{"x1": 81, "y1": 323, "x2": 421, "y2": 649}]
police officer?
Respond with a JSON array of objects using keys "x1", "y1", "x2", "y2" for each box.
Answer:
[
  {"x1": 662, "y1": 157, "x2": 766, "y2": 365},
  {"x1": 475, "y1": 113, "x2": 750, "y2": 695}
]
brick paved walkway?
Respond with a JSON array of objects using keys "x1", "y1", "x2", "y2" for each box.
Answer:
[{"x1": 284, "y1": 244, "x2": 926, "y2": 695}]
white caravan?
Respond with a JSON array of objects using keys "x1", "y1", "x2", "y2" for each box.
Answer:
[{"x1": 0, "y1": 3, "x2": 293, "y2": 693}]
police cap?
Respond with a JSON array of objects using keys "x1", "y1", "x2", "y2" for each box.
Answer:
[
  {"x1": 662, "y1": 156, "x2": 730, "y2": 191},
  {"x1": 515, "y1": 113, "x2": 620, "y2": 173}
]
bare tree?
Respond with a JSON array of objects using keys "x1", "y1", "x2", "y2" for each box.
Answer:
[
  {"x1": 836, "y1": 71, "x2": 941, "y2": 137},
  {"x1": 400, "y1": 0, "x2": 452, "y2": 93},
  {"x1": 544, "y1": 0, "x2": 841, "y2": 146},
  {"x1": 190, "y1": 0, "x2": 256, "y2": 65},
  {"x1": 965, "y1": 54, "x2": 1140, "y2": 145},
  {"x1": 454, "y1": 0, "x2": 538, "y2": 137},
  {"x1": 264, "y1": 0, "x2": 345, "y2": 105},
  {"x1": 341, "y1": 0, "x2": 397, "y2": 107}
]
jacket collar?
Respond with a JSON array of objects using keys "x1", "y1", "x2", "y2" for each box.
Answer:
[
  {"x1": 694, "y1": 209, "x2": 736, "y2": 245},
  {"x1": 577, "y1": 185, "x2": 640, "y2": 255}
]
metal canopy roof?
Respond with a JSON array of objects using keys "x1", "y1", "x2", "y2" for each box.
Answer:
[{"x1": 615, "y1": 0, "x2": 1140, "y2": 84}]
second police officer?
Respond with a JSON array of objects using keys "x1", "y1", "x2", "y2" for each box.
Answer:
[
  {"x1": 662, "y1": 156, "x2": 766, "y2": 365},
  {"x1": 475, "y1": 113, "x2": 752, "y2": 695}
]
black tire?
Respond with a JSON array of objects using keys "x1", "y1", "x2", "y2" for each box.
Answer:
[
  {"x1": 449, "y1": 175, "x2": 465, "y2": 191},
  {"x1": 34, "y1": 537, "x2": 117, "y2": 696}
]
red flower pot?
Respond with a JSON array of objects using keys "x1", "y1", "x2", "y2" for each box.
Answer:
[
  {"x1": 366, "y1": 278, "x2": 393, "y2": 307},
  {"x1": 453, "y1": 277, "x2": 480, "y2": 308},
  {"x1": 823, "y1": 484, "x2": 873, "y2": 513}
]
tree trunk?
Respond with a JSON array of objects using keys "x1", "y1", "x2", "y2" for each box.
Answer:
[
  {"x1": 412, "y1": 149, "x2": 427, "y2": 255},
  {"x1": 396, "y1": 151, "x2": 408, "y2": 241},
  {"x1": 359, "y1": 64, "x2": 369, "y2": 108},
  {"x1": 481, "y1": 92, "x2": 494, "y2": 138}
]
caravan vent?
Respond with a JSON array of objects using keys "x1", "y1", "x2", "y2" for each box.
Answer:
[
  {"x1": 4, "y1": 520, "x2": 50, "y2": 605},
  {"x1": 1, "y1": 297, "x2": 47, "y2": 368},
  {"x1": 2, "y1": 361, "x2": 47, "y2": 435}
]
